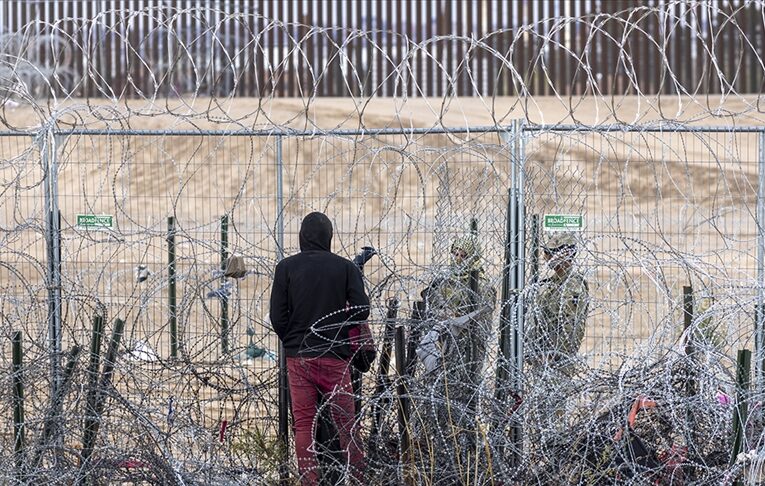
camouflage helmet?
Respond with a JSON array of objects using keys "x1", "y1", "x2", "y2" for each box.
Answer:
[
  {"x1": 451, "y1": 235, "x2": 481, "y2": 260},
  {"x1": 543, "y1": 232, "x2": 578, "y2": 253},
  {"x1": 450, "y1": 235, "x2": 483, "y2": 276}
]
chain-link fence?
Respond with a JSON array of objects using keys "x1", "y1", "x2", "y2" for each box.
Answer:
[
  {"x1": 2, "y1": 124, "x2": 765, "y2": 483},
  {"x1": 524, "y1": 126, "x2": 764, "y2": 366}
]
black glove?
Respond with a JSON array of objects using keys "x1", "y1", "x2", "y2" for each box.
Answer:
[{"x1": 353, "y1": 246, "x2": 377, "y2": 270}]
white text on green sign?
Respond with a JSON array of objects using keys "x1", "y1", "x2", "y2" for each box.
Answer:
[
  {"x1": 543, "y1": 214, "x2": 583, "y2": 231},
  {"x1": 77, "y1": 214, "x2": 113, "y2": 229}
]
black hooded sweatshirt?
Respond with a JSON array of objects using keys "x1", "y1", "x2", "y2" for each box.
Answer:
[{"x1": 269, "y1": 212, "x2": 370, "y2": 359}]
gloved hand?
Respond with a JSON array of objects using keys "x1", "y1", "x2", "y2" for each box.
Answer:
[
  {"x1": 421, "y1": 354, "x2": 440, "y2": 374},
  {"x1": 353, "y1": 246, "x2": 377, "y2": 268},
  {"x1": 440, "y1": 309, "x2": 481, "y2": 333},
  {"x1": 416, "y1": 329, "x2": 441, "y2": 374}
]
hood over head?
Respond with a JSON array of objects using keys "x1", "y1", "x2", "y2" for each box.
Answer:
[{"x1": 299, "y1": 212, "x2": 333, "y2": 252}]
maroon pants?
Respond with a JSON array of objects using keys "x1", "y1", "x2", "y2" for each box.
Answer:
[{"x1": 287, "y1": 356, "x2": 365, "y2": 485}]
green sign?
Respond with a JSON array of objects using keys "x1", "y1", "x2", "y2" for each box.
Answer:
[
  {"x1": 76, "y1": 214, "x2": 113, "y2": 229},
  {"x1": 543, "y1": 214, "x2": 583, "y2": 231}
]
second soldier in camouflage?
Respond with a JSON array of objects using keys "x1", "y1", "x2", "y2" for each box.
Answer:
[{"x1": 526, "y1": 231, "x2": 589, "y2": 373}]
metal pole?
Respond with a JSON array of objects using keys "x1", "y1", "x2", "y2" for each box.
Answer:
[
  {"x1": 33, "y1": 345, "x2": 81, "y2": 470},
  {"x1": 516, "y1": 119, "x2": 527, "y2": 382},
  {"x1": 276, "y1": 136, "x2": 285, "y2": 260},
  {"x1": 683, "y1": 286, "x2": 695, "y2": 359},
  {"x1": 53, "y1": 125, "x2": 538, "y2": 138},
  {"x1": 504, "y1": 120, "x2": 522, "y2": 387},
  {"x1": 99, "y1": 319, "x2": 126, "y2": 407},
  {"x1": 168, "y1": 216, "x2": 177, "y2": 359},
  {"x1": 404, "y1": 300, "x2": 422, "y2": 376},
  {"x1": 495, "y1": 188, "x2": 514, "y2": 400},
  {"x1": 80, "y1": 313, "x2": 105, "y2": 484},
  {"x1": 682, "y1": 285, "x2": 701, "y2": 481},
  {"x1": 495, "y1": 120, "x2": 524, "y2": 466},
  {"x1": 508, "y1": 125, "x2": 518, "y2": 301},
  {"x1": 42, "y1": 130, "x2": 62, "y2": 412},
  {"x1": 530, "y1": 215, "x2": 540, "y2": 284},
  {"x1": 221, "y1": 215, "x2": 229, "y2": 355},
  {"x1": 757, "y1": 131, "x2": 765, "y2": 398},
  {"x1": 372, "y1": 299, "x2": 400, "y2": 438},
  {"x1": 523, "y1": 124, "x2": 765, "y2": 134},
  {"x1": 52, "y1": 136, "x2": 63, "y2": 390},
  {"x1": 510, "y1": 120, "x2": 525, "y2": 466},
  {"x1": 12, "y1": 331, "x2": 25, "y2": 479},
  {"x1": 275, "y1": 136, "x2": 289, "y2": 485},
  {"x1": 48, "y1": 124, "x2": 765, "y2": 138},
  {"x1": 469, "y1": 218, "x2": 480, "y2": 311},
  {"x1": 395, "y1": 320, "x2": 410, "y2": 471},
  {"x1": 730, "y1": 349, "x2": 751, "y2": 473},
  {"x1": 81, "y1": 317, "x2": 125, "y2": 477}
]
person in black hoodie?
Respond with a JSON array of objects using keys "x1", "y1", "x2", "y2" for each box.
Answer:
[{"x1": 269, "y1": 212, "x2": 369, "y2": 485}]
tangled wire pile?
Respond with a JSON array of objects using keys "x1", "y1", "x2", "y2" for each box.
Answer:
[{"x1": 1, "y1": 2, "x2": 765, "y2": 484}]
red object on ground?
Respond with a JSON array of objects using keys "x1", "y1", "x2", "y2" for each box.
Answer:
[
  {"x1": 628, "y1": 396, "x2": 657, "y2": 428},
  {"x1": 614, "y1": 395, "x2": 658, "y2": 441},
  {"x1": 287, "y1": 356, "x2": 365, "y2": 486}
]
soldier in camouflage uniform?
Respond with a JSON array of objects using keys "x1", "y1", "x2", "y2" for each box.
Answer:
[
  {"x1": 525, "y1": 232, "x2": 589, "y2": 447},
  {"x1": 526, "y1": 232, "x2": 589, "y2": 372},
  {"x1": 414, "y1": 235, "x2": 496, "y2": 483}
]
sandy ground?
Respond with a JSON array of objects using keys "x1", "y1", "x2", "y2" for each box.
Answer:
[{"x1": 1, "y1": 94, "x2": 764, "y2": 131}]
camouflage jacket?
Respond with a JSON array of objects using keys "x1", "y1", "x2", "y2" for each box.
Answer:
[
  {"x1": 422, "y1": 270, "x2": 496, "y2": 384},
  {"x1": 526, "y1": 268, "x2": 589, "y2": 367}
]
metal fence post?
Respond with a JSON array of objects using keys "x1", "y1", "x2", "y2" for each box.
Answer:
[
  {"x1": 529, "y1": 214, "x2": 540, "y2": 284},
  {"x1": 512, "y1": 120, "x2": 527, "y2": 466},
  {"x1": 495, "y1": 120, "x2": 525, "y2": 466},
  {"x1": 757, "y1": 130, "x2": 765, "y2": 399},
  {"x1": 32, "y1": 345, "x2": 81, "y2": 470},
  {"x1": 168, "y1": 216, "x2": 177, "y2": 359},
  {"x1": 731, "y1": 348, "x2": 751, "y2": 474},
  {"x1": 683, "y1": 285, "x2": 698, "y2": 471},
  {"x1": 276, "y1": 136, "x2": 285, "y2": 261},
  {"x1": 221, "y1": 214, "x2": 229, "y2": 355},
  {"x1": 395, "y1": 319, "x2": 410, "y2": 476},
  {"x1": 12, "y1": 331, "x2": 25, "y2": 480},
  {"x1": 516, "y1": 119, "x2": 527, "y2": 381},
  {"x1": 496, "y1": 188, "x2": 513, "y2": 397},
  {"x1": 80, "y1": 313, "x2": 105, "y2": 485},
  {"x1": 41, "y1": 130, "x2": 62, "y2": 423},
  {"x1": 275, "y1": 135, "x2": 290, "y2": 485}
]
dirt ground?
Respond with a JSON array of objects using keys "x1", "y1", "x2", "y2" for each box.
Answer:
[{"x1": 2, "y1": 94, "x2": 765, "y2": 131}]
